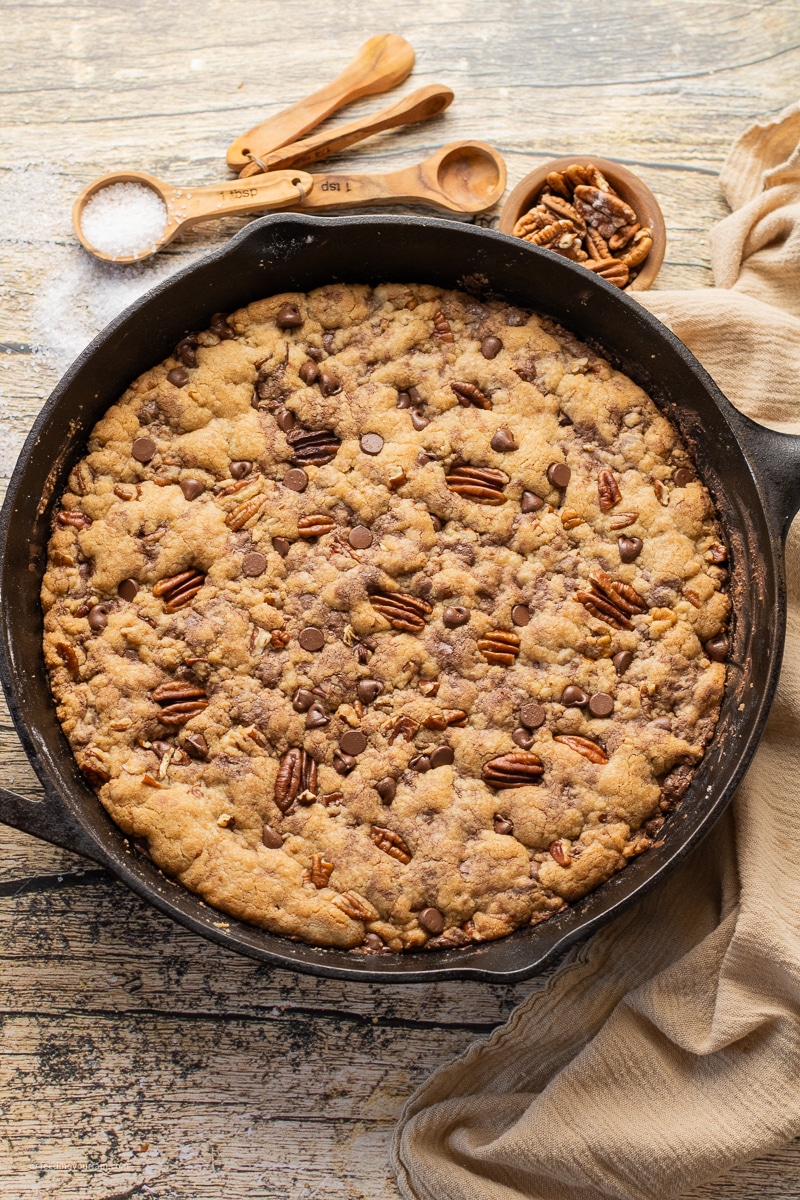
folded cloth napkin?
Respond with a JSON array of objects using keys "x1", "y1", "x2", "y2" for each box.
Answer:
[{"x1": 393, "y1": 100, "x2": 800, "y2": 1200}]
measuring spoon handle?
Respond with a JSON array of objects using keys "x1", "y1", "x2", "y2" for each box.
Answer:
[
  {"x1": 239, "y1": 84, "x2": 454, "y2": 178},
  {"x1": 226, "y1": 34, "x2": 415, "y2": 171},
  {"x1": 166, "y1": 170, "x2": 315, "y2": 234}
]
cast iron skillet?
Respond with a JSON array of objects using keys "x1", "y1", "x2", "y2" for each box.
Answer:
[{"x1": 1, "y1": 215, "x2": 799, "y2": 983}]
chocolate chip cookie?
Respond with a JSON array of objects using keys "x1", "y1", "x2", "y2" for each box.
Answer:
[{"x1": 41, "y1": 283, "x2": 730, "y2": 952}]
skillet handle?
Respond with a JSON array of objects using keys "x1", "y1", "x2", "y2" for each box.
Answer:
[
  {"x1": 0, "y1": 787, "x2": 110, "y2": 866},
  {"x1": 727, "y1": 410, "x2": 800, "y2": 542}
]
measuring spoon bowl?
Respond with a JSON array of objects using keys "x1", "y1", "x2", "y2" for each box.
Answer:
[
  {"x1": 73, "y1": 168, "x2": 313, "y2": 264},
  {"x1": 295, "y1": 140, "x2": 506, "y2": 214}
]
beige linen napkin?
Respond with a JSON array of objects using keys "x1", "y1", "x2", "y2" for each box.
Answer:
[{"x1": 393, "y1": 100, "x2": 800, "y2": 1200}]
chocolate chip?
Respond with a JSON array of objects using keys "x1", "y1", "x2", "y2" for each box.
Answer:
[
  {"x1": 674, "y1": 467, "x2": 694, "y2": 488},
  {"x1": 334, "y1": 751, "x2": 356, "y2": 775},
  {"x1": 175, "y1": 336, "x2": 198, "y2": 368},
  {"x1": 262, "y1": 824, "x2": 283, "y2": 849},
  {"x1": 443, "y1": 606, "x2": 470, "y2": 628},
  {"x1": 276, "y1": 408, "x2": 296, "y2": 433},
  {"x1": 306, "y1": 346, "x2": 323, "y2": 362},
  {"x1": 355, "y1": 644, "x2": 371, "y2": 665},
  {"x1": 322, "y1": 331, "x2": 336, "y2": 353},
  {"x1": 283, "y1": 468, "x2": 308, "y2": 492},
  {"x1": 87, "y1": 604, "x2": 108, "y2": 632},
  {"x1": 276, "y1": 303, "x2": 302, "y2": 329},
  {"x1": 618, "y1": 536, "x2": 643, "y2": 563},
  {"x1": 340, "y1": 730, "x2": 367, "y2": 757},
  {"x1": 410, "y1": 754, "x2": 431, "y2": 773},
  {"x1": 589, "y1": 692, "x2": 614, "y2": 717},
  {"x1": 410, "y1": 411, "x2": 430, "y2": 431},
  {"x1": 348, "y1": 525, "x2": 373, "y2": 550},
  {"x1": 376, "y1": 777, "x2": 396, "y2": 804},
  {"x1": 704, "y1": 633, "x2": 729, "y2": 662},
  {"x1": 480, "y1": 336, "x2": 503, "y2": 359},
  {"x1": 357, "y1": 680, "x2": 383, "y2": 704},
  {"x1": 167, "y1": 368, "x2": 189, "y2": 387},
  {"x1": 562, "y1": 685, "x2": 589, "y2": 707},
  {"x1": 511, "y1": 604, "x2": 530, "y2": 627},
  {"x1": 491, "y1": 428, "x2": 518, "y2": 452},
  {"x1": 118, "y1": 578, "x2": 139, "y2": 601},
  {"x1": 299, "y1": 360, "x2": 319, "y2": 385},
  {"x1": 547, "y1": 462, "x2": 571, "y2": 489},
  {"x1": 512, "y1": 727, "x2": 535, "y2": 749},
  {"x1": 521, "y1": 490, "x2": 544, "y2": 512},
  {"x1": 306, "y1": 703, "x2": 330, "y2": 729},
  {"x1": 418, "y1": 907, "x2": 444, "y2": 934},
  {"x1": 613, "y1": 650, "x2": 633, "y2": 675},
  {"x1": 299, "y1": 627, "x2": 324, "y2": 652},
  {"x1": 132, "y1": 436, "x2": 156, "y2": 463},
  {"x1": 230, "y1": 460, "x2": 253, "y2": 480},
  {"x1": 494, "y1": 816, "x2": 514, "y2": 835},
  {"x1": 319, "y1": 368, "x2": 342, "y2": 396},
  {"x1": 430, "y1": 514, "x2": 443, "y2": 532},
  {"x1": 396, "y1": 391, "x2": 413, "y2": 409},
  {"x1": 183, "y1": 732, "x2": 208, "y2": 760},
  {"x1": 362, "y1": 932, "x2": 386, "y2": 951},
  {"x1": 505, "y1": 310, "x2": 526, "y2": 327},
  {"x1": 360, "y1": 433, "x2": 384, "y2": 456},
  {"x1": 430, "y1": 745, "x2": 454, "y2": 769},
  {"x1": 558, "y1": 412, "x2": 573, "y2": 427},
  {"x1": 273, "y1": 537, "x2": 291, "y2": 557},
  {"x1": 180, "y1": 478, "x2": 204, "y2": 501},
  {"x1": 292, "y1": 688, "x2": 315, "y2": 712},
  {"x1": 652, "y1": 716, "x2": 671, "y2": 729},
  {"x1": 242, "y1": 551, "x2": 267, "y2": 577},
  {"x1": 520, "y1": 702, "x2": 546, "y2": 729}
]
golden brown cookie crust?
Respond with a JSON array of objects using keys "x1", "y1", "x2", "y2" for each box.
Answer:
[{"x1": 41, "y1": 284, "x2": 729, "y2": 952}]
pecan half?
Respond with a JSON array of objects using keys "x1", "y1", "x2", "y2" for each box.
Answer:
[
  {"x1": 55, "y1": 641, "x2": 80, "y2": 674},
  {"x1": 608, "y1": 222, "x2": 641, "y2": 252},
  {"x1": 573, "y1": 185, "x2": 637, "y2": 237},
  {"x1": 371, "y1": 825, "x2": 412, "y2": 864},
  {"x1": 451, "y1": 381, "x2": 492, "y2": 410},
  {"x1": 482, "y1": 751, "x2": 544, "y2": 789},
  {"x1": 553, "y1": 735, "x2": 608, "y2": 764},
  {"x1": 549, "y1": 839, "x2": 572, "y2": 867},
  {"x1": 369, "y1": 590, "x2": 432, "y2": 632},
  {"x1": 576, "y1": 591, "x2": 632, "y2": 630},
  {"x1": 524, "y1": 219, "x2": 586, "y2": 261},
  {"x1": 227, "y1": 494, "x2": 267, "y2": 531},
  {"x1": 585, "y1": 227, "x2": 611, "y2": 260},
  {"x1": 384, "y1": 714, "x2": 419, "y2": 744},
  {"x1": 309, "y1": 853, "x2": 334, "y2": 889},
  {"x1": 477, "y1": 630, "x2": 521, "y2": 667},
  {"x1": 152, "y1": 569, "x2": 206, "y2": 612},
  {"x1": 274, "y1": 747, "x2": 317, "y2": 812},
  {"x1": 560, "y1": 507, "x2": 584, "y2": 531},
  {"x1": 333, "y1": 890, "x2": 378, "y2": 921},
  {"x1": 512, "y1": 206, "x2": 550, "y2": 237},
  {"x1": 589, "y1": 570, "x2": 647, "y2": 615},
  {"x1": 433, "y1": 309, "x2": 454, "y2": 343},
  {"x1": 56, "y1": 510, "x2": 92, "y2": 530},
  {"x1": 608, "y1": 511, "x2": 638, "y2": 530},
  {"x1": 286, "y1": 426, "x2": 341, "y2": 467},
  {"x1": 620, "y1": 228, "x2": 653, "y2": 268},
  {"x1": 540, "y1": 193, "x2": 586, "y2": 229},
  {"x1": 445, "y1": 464, "x2": 508, "y2": 505},
  {"x1": 298, "y1": 513, "x2": 335, "y2": 538},
  {"x1": 151, "y1": 680, "x2": 208, "y2": 726},
  {"x1": 584, "y1": 258, "x2": 630, "y2": 287},
  {"x1": 597, "y1": 468, "x2": 622, "y2": 512}
]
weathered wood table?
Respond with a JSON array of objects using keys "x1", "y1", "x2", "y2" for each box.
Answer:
[{"x1": 1, "y1": 2, "x2": 799, "y2": 1196}]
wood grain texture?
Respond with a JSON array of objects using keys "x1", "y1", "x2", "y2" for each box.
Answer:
[{"x1": 1, "y1": 0, "x2": 799, "y2": 1196}]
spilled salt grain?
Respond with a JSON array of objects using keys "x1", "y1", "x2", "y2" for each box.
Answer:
[{"x1": 80, "y1": 182, "x2": 167, "y2": 259}]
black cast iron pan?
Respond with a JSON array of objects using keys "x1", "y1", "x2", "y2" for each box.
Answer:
[{"x1": 1, "y1": 215, "x2": 799, "y2": 983}]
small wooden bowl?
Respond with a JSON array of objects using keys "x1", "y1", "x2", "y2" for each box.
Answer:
[{"x1": 498, "y1": 156, "x2": 666, "y2": 291}]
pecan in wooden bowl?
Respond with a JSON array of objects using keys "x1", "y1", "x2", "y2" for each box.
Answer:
[{"x1": 499, "y1": 156, "x2": 666, "y2": 291}]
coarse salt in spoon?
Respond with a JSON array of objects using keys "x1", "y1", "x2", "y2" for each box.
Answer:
[{"x1": 74, "y1": 169, "x2": 314, "y2": 264}]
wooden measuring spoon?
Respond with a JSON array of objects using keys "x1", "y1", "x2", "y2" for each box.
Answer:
[
  {"x1": 291, "y1": 141, "x2": 507, "y2": 215},
  {"x1": 238, "y1": 84, "x2": 454, "y2": 178},
  {"x1": 73, "y1": 168, "x2": 314, "y2": 264},
  {"x1": 226, "y1": 34, "x2": 415, "y2": 172}
]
